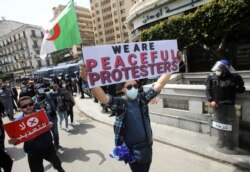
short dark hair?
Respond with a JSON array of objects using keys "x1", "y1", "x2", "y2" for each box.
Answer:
[{"x1": 18, "y1": 96, "x2": 32, "y2": 106}]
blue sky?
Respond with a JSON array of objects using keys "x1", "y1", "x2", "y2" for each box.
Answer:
[{"x1": 0, "y1": 0, "x2": 90, "y2": 27}]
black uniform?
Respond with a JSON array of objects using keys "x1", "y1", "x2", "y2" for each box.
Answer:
[
  {"x1": 205, "y1": 72, "x2": 245, "y2": 105},
  {"x1": 205, "y1": 71, "x2": 245, "y2": 149}
]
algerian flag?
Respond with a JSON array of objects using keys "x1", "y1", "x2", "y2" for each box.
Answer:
[{"x1": 40, "y1": 1, "x2": 82, "y2": 60}]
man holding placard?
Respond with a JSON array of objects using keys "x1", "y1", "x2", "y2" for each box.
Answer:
[
  {"x1": 80, "y1": 40, "x2": 177, "y2": 172},
  {"x1": 6, "y1": 96, "x2": 65, "y2": 172}
]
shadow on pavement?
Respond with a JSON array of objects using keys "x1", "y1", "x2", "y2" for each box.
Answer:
[
  {"x1": 57, "y1": 147, "x2": 106, "y2": 165},
  {"x1": 68, "y1": 123, "x2": 95, "y2": 135},
  {"x1": 5, "y1": 146, "x2": 26, "y2": 161},
  {"x1": 233, "y1": 162, "x2": 250, "y2": 172}
]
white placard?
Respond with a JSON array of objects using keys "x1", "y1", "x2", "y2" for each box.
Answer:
[
  {"x1": 212, "y1": 121, "x2": 232, "y2": 131},
  {"x1": 82, "y1": 40, "x2": 178, "y2": 88}
]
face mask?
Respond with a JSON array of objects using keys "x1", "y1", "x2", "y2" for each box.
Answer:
[
  {"x1": 62, "y1": 84, "x2": 66, "y2": 88},
  {"x1": 215, "y1": 71, "x2": 222, "y2": 77},
  {"x1": 126, "y1": 87, "x2": 138, "y2": 100},
  {"x1": 37, "y1": 88, "x2": 45, "y2": 94}
]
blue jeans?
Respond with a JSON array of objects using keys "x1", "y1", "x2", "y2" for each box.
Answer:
[
  {"x1": 51, "y1": 118, "x2": 59, "y2": 146},
  {"x1": 57, "y1": 111, "x2": 68, "y2": 128}
]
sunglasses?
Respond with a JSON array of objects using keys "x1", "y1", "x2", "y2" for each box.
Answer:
[
  {"x1": 126, "y1": 84, "x2": 138, "y2": 90},
  {"x1": 20, "y1": 102, "x2": 34, "y2": 109}
]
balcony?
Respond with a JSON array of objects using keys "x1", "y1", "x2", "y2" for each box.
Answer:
[
  {"x1": 32, "y1": 45, "x2": 39, "y2": 50},
  {"x1": 30, "y1": 34, "x2": 42, "y2": 39}
]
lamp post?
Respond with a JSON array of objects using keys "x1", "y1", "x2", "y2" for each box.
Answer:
[
  {"x1": 29, "y1": 52, "x2": 34, "y2": 77},
  {"x1": 19, "y1": 58, "x2": 26, "y2": 78}
]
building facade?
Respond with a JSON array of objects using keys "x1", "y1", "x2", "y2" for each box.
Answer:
[
  {"x1": 127, "y1": 0, "x2": 210, "y2": 42},
  {"x1": 0, "y1": 19, "x2": 52, "y2": 78},
  {"x1": 90, "y1": 0, "x2": 136, "y2": 45},
  {"x1": 126, "y1": 0, "x2": 250, "y2": 71}
]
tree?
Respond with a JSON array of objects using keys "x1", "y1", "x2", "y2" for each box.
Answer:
[{"x1": 140, "y1": 0, "x2": 250, "y2": 59}]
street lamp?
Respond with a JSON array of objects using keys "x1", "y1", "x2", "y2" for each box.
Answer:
[
  {"x1": 19, "y1": 58, "x2": 26, "y2": 78},
  {"x1": 29, "y1": 52, "x2": 34, "y2": 77}
]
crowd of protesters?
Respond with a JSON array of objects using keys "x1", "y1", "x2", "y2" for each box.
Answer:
[{"x1": 0, "y1": 74, "x2": 93, "y2": 172}]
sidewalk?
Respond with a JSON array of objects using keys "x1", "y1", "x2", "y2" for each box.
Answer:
[{"x1": 74, "y1": 95, "x2": 250, "y2": 170}]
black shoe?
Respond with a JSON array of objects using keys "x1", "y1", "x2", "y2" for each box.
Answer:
[
  {"x1": 55, "y1": 145, "x2": 63, "y2": 150},
  {"x1": 8, "y1": 116, "x2": 15, "y2": 121},
  {"x1": 56, "y1": 166, "x2": 65, "y2": 172}
]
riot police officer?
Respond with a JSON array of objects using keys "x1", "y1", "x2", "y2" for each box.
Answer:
[{"x1": 205, "y1": 59, "x2": 245, "y2": 151}]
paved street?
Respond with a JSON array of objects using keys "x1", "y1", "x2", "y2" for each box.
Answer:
[{"x1": 2, "y1": 101, "x2": 248, "y2": 172}]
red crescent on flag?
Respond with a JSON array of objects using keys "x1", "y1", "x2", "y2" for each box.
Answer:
[{"x1": 46, "y1": 23, "x2": 61, "y2": 41}]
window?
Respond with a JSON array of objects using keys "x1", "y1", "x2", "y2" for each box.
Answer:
[
  {"x1": 31, "y1": 30, "x2": 36, "y2": 37},
  {"x1": 121, "y1": 9, "x2": 126, "y2": 14},
  {"x1": 113, "y1": 3, "x2": 117, "y2": 8},
  {"x1": 95, "y1": 3, "x2": 99, "y2": 7},
  {"x1": 124, "y1": 32, "x2": 129, "y2": 37},
  {"x1": 116, "y1": 27, "x2": 119, "y2": 31},
  {"x1": 115, "y1": 19, "x2": 119, "y2": 23},
  {"x1": 114, "y1": 11, "x2": 118, "y2": 16},
  {"x1": 120, "y1": 0, "x2": 125, "y2": 6},
  {"x1": 117, "y1": 34, "x2": 120, "y2": 38},
  {"x1": 121, "y1": 17, "x2": 126, "y2": 21}
]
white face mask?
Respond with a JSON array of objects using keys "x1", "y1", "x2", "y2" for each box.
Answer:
[
  {"x1": 215, "y1": 71, "x2": 222, "y2": 77},
  {"x1": 62, "y1": 84, "x2": 66, "y2": 88},
  {"x1": 126, "y1": 87, "x2": 138, "y2": 100}
]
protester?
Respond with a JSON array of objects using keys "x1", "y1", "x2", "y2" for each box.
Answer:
[
  {"x1": 62, "y1": 80, "x2": 76, "y2": 125},
  {"x1": 33, "y1": 86, "x2": 62, "y2": 150},
  {"x1": 80, "y1": 63, "x2": 171, "y2": 172},
  {"x1": 205, "y1": 59, "x2": 245, "y2": 150},
  {"x1": 0, "y1": 148, "x2": 13, "y2": 172},
  {"x1": 19, "y1": 84, "x2": 30, "y2": 99},
  {"x1": 27, "y1": 80, "x2": 36, "y2": 98},
  {"x1": 8, "y1": 82, "x2": 19, "y2": 112},
  {"x1": 52, "y1": 83, "x2": 72, "y2": 131},
  {"x1": 177, "y1": 50, "x2": 186, "y2": 73},
  {"x1": 8, "y1": 96, "x2": 65, "y2": 172},
  {"x1": 0, "y1": 117, "x2": 5, "y2": 150},
  {"x1": 0, "y1": 84, "x2": 15, "y2": 120}
]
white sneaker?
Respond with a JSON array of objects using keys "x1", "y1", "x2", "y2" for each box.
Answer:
[
  {"x1": 66, "y1": 126, "x2": 73, "y2": 132},
  {"x1": 66, "y1": 128, "x2": 72, "y2": 132},
  {"x1": 71, "y1": 121, "x2": 79, "y2": 125}
]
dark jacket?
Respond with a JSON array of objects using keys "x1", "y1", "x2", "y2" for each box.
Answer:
[
  {"x1": 16, "y1": 113, "x2": 53, "y2": 154},
  {"x1": 205, "y1": 72, "x2": 245, "y2": 104}
]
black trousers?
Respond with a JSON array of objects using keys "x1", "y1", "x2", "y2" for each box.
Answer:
[
  {"x1": 27, "y1": 144, "x2": 63, "y2": 172},
  {"x1": 67, "y1": 106, "x2": 74, "y2": 123},
  {"x1": 0, "y1": 149, "x2": 13, "y2": 172},
  {"x1": 129, "y1": 161, "x2": 151, "y2": 172}
]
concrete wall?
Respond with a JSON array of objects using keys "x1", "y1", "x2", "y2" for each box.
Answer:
[{"x1": 145, "y1": 80, "x2": 250, "y2": 144}]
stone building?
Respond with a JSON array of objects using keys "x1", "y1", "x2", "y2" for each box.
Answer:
[
  {"x1": 0, "y1": 19, "x2": 53, "y2": 78},
  {"x1": 90, "y1": 0, "x2": 136, "y2": 45}
]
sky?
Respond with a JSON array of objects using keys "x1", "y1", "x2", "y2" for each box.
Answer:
[{"x1": 0, "y1": 0, "x2": 90, "y2": 27}]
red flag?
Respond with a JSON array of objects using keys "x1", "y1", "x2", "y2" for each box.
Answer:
[{"x1": 3, "y1": 110, "x2": 49, "y2": 145}]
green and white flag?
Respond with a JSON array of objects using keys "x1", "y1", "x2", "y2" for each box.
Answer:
[{"x1": 40, "y1": 1, "x2": 81, "y2": 60}]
